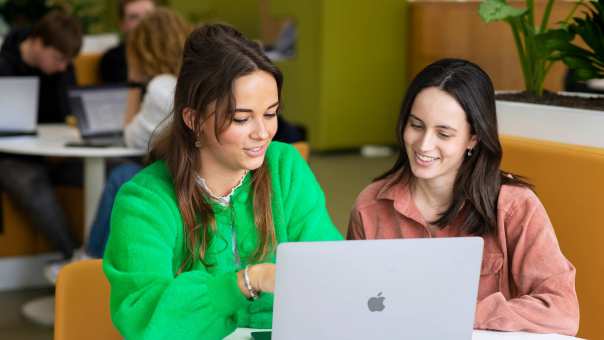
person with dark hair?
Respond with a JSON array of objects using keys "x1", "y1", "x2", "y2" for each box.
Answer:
[
  {"x1": 99, "y1": 0, "x2": 155, "y2": 84},
  {"x1": 0, "y1": 10, "x2": 83, "y2": 260},
  {"x1": 102, "y1": 23, "x2": 342, "y2": 339},
  {"x1": 347, "y1": 59, "x2": 579, "y2": 335},
  {"x1": 0, "y1": 9, "x2": 82, "y2": 122}
]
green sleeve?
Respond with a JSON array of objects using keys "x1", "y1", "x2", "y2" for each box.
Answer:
[
  {"x1": 103, "y1": 180, "x2": 249, "y2": 340},
  {"x1": 273, "y1": 143, "x2": 343, "y2": 242}
]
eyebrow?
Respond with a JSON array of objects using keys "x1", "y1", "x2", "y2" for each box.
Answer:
[
  {"x1": 409, "y1": 114, "x2": 458, "y2": 132},
  {"x1": 234, "y1": 101, "x2": 280, "y2": 113}
]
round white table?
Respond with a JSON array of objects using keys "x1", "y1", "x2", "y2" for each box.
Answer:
[
  {"x1": 0, "y1": 124, "x2": 144, "y2": 241},
  {"x1": 0, "y1": 124, "x2": 144, "y2": 326}
]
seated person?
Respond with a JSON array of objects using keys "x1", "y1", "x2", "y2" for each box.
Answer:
[
  {"x1": 99, "y1": 0, "x2": 156, "y2": 84},
  {"x1": 103, "y1": 23, "x2": 342, "y2": 339},
  {"x1": 347, "y1": 59, "x2": 579, "y2": 336},
  {"x1": 0, "y1": 10, "x2": 82, "y2": 260},
  {"x1": 44, "y1": 8, "x2": 191, "y2": 281}
]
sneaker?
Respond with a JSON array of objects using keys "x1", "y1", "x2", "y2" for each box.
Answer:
[{"x1": 43, "y1": 248, "x2": 92, "y2": 284}]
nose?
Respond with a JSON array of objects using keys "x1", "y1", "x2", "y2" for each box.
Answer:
[
  {"x1": 251, "y1": 117, "x2": 270, "y2": 140},
  {"x1": 417, "y1": 130, "x2": 436, "y2": 151}
]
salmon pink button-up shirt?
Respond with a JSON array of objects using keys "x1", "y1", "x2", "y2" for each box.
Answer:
[{"x1": 347, "y1": 175, "x2": 579, "y2": 336}]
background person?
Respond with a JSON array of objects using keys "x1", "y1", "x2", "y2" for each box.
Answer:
[
  {"x1": 99, "y1": 0, "x2": 156, "y2": 84},
  {"x1": 0, "y1": 10, "x2": 82, "y2": 260},
  {"x1": 347, "y1": 59, "x2": 579, "y2": 336},
  {"x1": 103, "y1": 23, "x2": 342, "y2": 339}
]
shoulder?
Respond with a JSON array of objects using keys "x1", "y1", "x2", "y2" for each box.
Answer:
[
  {"x1": 145, "y1": 74, "x2": 176, "y2": 107},
  {"x1": 354, "y1": 176, "x2": 396, "y2": 212},
  {"x1": 266, "y1": 141, "x2": 304, "y2": 170},
  {"x1": 498, "y1": 184, "x2": 541, "y2": 214},
  {"x1": 118, "y1": 161, "x2": 175, "y2": 204}
]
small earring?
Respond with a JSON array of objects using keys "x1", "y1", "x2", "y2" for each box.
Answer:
[
  {"x1": 466, "y1": 148, "x2": 473, "y2": 157},
  {"x1": 194, "y1": 139, "x2": 202, "y2": 148}
]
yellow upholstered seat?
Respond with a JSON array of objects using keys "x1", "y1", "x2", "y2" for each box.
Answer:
[
  {"x1": 500, "y1": 135, "x2": 604, "y2": 339},
  {"x1": 54, "y1": 259, "x2": 121, "y2": 340}
]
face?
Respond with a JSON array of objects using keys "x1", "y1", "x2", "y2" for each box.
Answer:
[
  {"x1": 197, "y1": 70, "x2": 279, "y2": 177},
  {"x1": 403, "y1": 87, "x2": 477, "y2": 187},
  {"x1": 32, "y1": 39, "x2": 69, "y2": 74},
  {"x1": 121, "y1": 0, "x2": 155, "y2": 33}
]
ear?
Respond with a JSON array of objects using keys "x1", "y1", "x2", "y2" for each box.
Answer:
[
  {"x1": 182, "y1": 107, "x2": 197, "y2": 131},
  {"x1": 468, "y1": 134, "x2": 478, "y2": 150}
]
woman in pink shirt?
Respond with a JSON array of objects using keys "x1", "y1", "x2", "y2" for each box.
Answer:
[{"x1": 347, "y1": 59, "x2": 579, "y2": 335}]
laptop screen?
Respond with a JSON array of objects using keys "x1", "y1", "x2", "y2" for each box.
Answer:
[
  {"x1": 0, "y1": 77, "x2": 39, "y2": 134},
  {"x1": 69, "y1": 86, "x2": 129, "y2": 137}
]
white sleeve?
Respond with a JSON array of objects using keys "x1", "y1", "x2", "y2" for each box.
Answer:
[{"x1": 124, "y1": 74, "x2": 176, "y2": 149}]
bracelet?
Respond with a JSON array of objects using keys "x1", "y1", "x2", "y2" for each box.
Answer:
[{"x1": 243, "y1": 265, "x2": 259, "y2": 300}]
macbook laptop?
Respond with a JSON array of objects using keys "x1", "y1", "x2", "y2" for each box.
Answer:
[
  {"x1": 0, "y1": 77, "x2": 39, "y2": 136},
  {"x1": 271, "y1": 237, "x2": 483, "y2": 340},
  {"x1": 68, "y1": 86, "x2": 129, "y2": 146}
]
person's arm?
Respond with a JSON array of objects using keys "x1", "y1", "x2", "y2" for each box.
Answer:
[
  {"x1": 123, "y1": 75, "x2": 175, "y2": 149},
  {"x1": 346, "y1": 205, "x2": 367, "y2": 240},
  {"x1": 122, "y1": 88, "x2": 142, "y2": 125},
  {"x1": 275, "y1": 143, "x2": 343, "y2": 242},
  {"x1": 103, "y1": 177, "x2": 253, "y2": 340},
  {"x1": 474, "y1": 190, "x2": 579, "y2": 336}
]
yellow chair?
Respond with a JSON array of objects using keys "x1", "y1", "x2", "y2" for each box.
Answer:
[
  {"x1": 501, "y1": 135, "x2": 604, "y2": 339},
  {"x1": 73, "y1": 53, "x2": 103, "y2": 87},
  {"x1": 292, "y1": 141, "x2": 310, "y2": 161},
  {"x1": 54, "y1": 259, "x2": 121, "y2": 340}
]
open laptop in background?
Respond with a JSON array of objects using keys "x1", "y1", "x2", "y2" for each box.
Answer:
[
  {"x1": 68, "y1": 86, "x2": 129, "y2": 147},
  {"x1": 270, "y1": 237, "x2": 483, "y2": 340},
  {"x1": 0, "y1": 77, "x2": 39, "y2": 136}
]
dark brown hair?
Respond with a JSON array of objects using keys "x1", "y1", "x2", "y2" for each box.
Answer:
[
  {"x1": 150, "y1": 23, "x2": 283, "y2": 269},
  {"x1": 379, "y1": 58, "x2": 530, "y2": 236},
  {"x1": 30, "y1": 10, "x2": 82, "y2": 58}
]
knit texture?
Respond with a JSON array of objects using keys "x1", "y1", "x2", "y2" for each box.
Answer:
[{"x1": 103, "y1": 141, "x2": 342, "y2": 340}]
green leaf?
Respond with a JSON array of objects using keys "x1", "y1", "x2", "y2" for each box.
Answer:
[{"x1": 479, "y1": 0, "x2": 527, "y2": 23}]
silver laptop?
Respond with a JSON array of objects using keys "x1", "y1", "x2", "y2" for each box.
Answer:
[
  {"x1": 272, "y1": 237, "x2": 483, "y2": 340},
  {"x1": 69, "y1": 86, "x2": 128, "y2": 146},
  {"x1": 0, "y1": 77, "x2": 39, "y2": 136}
]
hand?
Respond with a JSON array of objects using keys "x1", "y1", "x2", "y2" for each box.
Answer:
[
  {"x1": 237, "y1": 263, "x2": 276, "y2": 298},
  {"x1": 248, "y1": 263, "x2": 276, "y2": 293}
]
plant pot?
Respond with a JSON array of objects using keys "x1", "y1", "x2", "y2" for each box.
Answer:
[{"x1": 496, "y1": 96, "x2": 604, "y2": 148}]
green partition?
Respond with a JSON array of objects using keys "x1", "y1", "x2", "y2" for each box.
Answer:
[
  {"x1": 272, "y1": 0, "x2": 408, "y2": 150},
  {"x1": 170, "y1": 0, "x2": 408, "y2": 150}
]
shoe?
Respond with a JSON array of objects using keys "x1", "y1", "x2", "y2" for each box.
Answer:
[{"x1": 43, "y1": 248, "x2": 92, "y2": 284}]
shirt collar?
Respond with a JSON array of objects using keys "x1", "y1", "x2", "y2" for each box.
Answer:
[
  {"x1": 375, "y1": 173, "x2": 427, "y2": 226},
  {"x1": 195, "y1": 171, "x2": 249, "y2": 207}
]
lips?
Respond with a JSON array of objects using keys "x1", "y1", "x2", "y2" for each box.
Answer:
[
  {"x1": 244, "y1": 144, "x2": 267, "y2": 158},
  {"x1": 414, "y1": 151, "x2": 439, "y2": 166}
]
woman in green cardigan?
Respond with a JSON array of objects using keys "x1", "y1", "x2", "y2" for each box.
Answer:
[{"x1": 102, "y1": 23, "x2": 342, "y2": 340}]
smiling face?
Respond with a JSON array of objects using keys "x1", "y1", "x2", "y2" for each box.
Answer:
[
  {"x1": 198, "y1": 69, "x2": 279, "y2": 180},
  {"x1": 403, "y1": 86, "x2": 477, "y2": 188}
]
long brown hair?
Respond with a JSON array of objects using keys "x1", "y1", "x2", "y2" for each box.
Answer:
[
  {"x1": 150, "y1": 23, "x2": 283, "y2": 269},
  {"x1": 126, "y1": 8, "x2": 191, "y2": 80},
  {"x1": 379, "y1": 58, "x2": 530, "y2": 236}
]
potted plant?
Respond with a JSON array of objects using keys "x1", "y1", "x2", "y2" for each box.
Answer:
[{"x1": 478, "y1": 0, "x2": 604, "y2": 149}]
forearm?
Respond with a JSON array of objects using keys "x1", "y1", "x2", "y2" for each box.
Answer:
[{"x1": 123, "y1": 88, "x2": 142, "y2": 125}]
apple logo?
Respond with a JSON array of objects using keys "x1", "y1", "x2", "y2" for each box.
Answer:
[{"x1": 367, "y1": 292, "x2": 386, "y2": 312}]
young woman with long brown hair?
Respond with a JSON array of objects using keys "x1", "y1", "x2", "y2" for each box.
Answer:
[
  {"x1": 102, "y1": 23, "x2": 342, "y2": 339},
  {"x1": 347, "y1": 59, "x2": 579, "y2": 335}
]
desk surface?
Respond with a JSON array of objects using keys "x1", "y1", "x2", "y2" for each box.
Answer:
[
  {"x1": 225, "y1": 328, "x2": 583, "y2": 340},
  {"x1": 0, "y1": 124, "x2": 144, "y2": 158}
]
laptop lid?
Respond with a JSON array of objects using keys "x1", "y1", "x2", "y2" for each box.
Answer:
[
  {"x1": 69, "y1": 86, "x2": 128, "y2": 138},
  {"x1": 0, "y1": 77, "x2": 39, "y2": 135},
  {"x1": 272, "y1": 237, "x2": 483, "y2": 340}
]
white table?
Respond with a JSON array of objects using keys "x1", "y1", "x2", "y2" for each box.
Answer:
[
  {"x1": 0, "y1": 124, "x2": 144, "y2": 326},
  {"x1": 0, "y1": 124, "x2": 144, "y2": 240},
  {"x1": 226, "y1": 328, "x2": 583, "y2": 340}
]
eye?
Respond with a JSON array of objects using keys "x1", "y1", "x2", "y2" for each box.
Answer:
[
  {"x1": 232, "y1": 116, "x2": 248, "y2": 124},
  {"x1": 409, "y1": 122, "x2": 423, "y2": 129},
  {"x1": 264, "y1": 112, "x2": 278, "y2": 119},
  {"x1": 438, "y1": 131, "x2": 452, "y2": 139}
]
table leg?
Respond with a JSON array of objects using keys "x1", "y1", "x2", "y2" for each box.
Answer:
[{"x1": 83, "y1": 158, "x2": 105, "y2": 246}]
